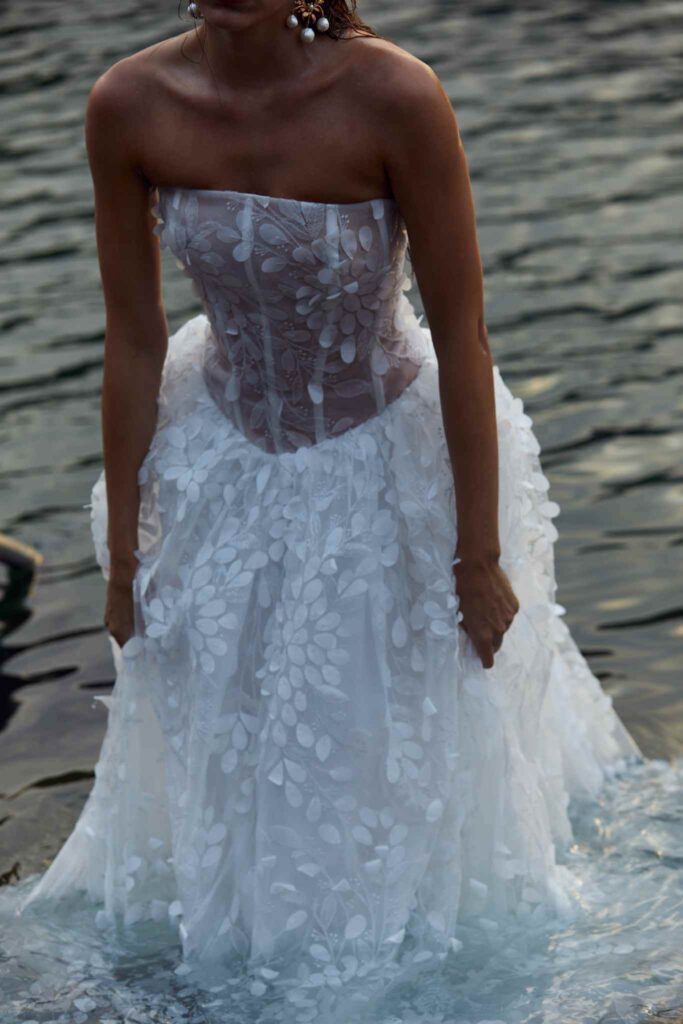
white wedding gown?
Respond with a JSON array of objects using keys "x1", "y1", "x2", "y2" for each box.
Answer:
[{"x1": 2, "y1": 185, "x2": 683, "y2": 1024}]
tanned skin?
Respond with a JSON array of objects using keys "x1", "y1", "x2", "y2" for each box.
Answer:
[{"x1": 85, "y1": 0, "x2": 519, "y2": 670}]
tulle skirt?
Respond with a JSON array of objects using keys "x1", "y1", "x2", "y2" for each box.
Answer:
[{"x1": 3, "y1": 313, "x2": 682, "y2": 1024}]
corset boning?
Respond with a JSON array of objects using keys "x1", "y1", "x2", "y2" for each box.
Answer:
[{"x1": 153, "y1": 188, "x2": 430, "y2": 454}]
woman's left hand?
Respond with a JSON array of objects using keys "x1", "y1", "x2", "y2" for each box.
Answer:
[{"x1": 452, "y1": 555, "x2": 520, "y2": 670}]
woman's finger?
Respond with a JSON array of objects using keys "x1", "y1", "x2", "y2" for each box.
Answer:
[{"x1": 472, "y1": 635, "x2": 494, "y2": 668}]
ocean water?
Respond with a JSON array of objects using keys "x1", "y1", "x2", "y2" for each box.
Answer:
[{"x1": 0, "y1": 1, "x2": 682, "y2": 1021}]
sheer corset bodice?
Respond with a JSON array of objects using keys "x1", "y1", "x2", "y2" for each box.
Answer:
[{"x1": 152, "y1": 187, "x2": 428, "y2": 454}]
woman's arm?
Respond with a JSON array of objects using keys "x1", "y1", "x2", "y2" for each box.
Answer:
[
  {"x1": 380, "y1": 55, "x2": 519, "y2": 669},
  {"x1": 85, "y1": 62, "x2": 168, "y2": 643}
]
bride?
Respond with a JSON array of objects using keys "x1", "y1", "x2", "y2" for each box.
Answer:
[{"x1": 4, "y1": 3, "x2": 682, "y2": 1023}]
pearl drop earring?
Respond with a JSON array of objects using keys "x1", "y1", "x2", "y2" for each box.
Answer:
[
  {"x1": 286, "y1": 1, "x2": 330, "y2": 44},
  {"x1": 187, "y1": 2, "x2": 202, "y2": 18}
]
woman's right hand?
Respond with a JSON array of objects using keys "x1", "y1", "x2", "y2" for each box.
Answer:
[
  {"x1": 452, "y1": 554, "x2": 520, "y2": 670},
  {"x1": 104, "y1": 574, "x2": 136, "y2": 649}
]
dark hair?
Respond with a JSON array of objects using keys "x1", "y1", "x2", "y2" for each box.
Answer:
[
  {"x1": 318, "y1": 1, "x2": 379, "y2": 39},
  {"x1": 177, "y1": 2, "x2": 379, "y2": 40}
]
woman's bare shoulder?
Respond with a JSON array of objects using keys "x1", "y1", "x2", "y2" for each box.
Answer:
[
  {"x1": 86, "y1": 32, "x2": 188, "y2": 124},
  {"x1": 84, "y1": 34, "x2": 190, "y2": 187},
  {"x1": 343, "y1": 35, "x2": 446, "y2": 113}
]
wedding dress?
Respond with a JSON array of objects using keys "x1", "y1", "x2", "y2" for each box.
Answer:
[{"x1": 2, "y1": 185, "x2": 683, "y2": 1024}]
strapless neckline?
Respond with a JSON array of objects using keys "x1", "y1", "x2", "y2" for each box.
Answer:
[{"x1": 155, "y1": 183, "x2": 397, "y2": 211}]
